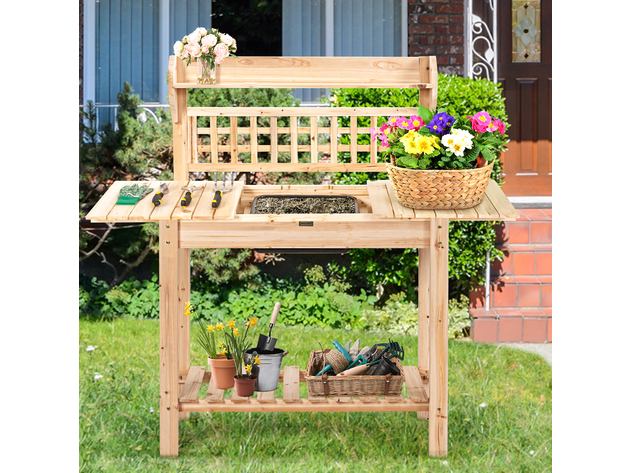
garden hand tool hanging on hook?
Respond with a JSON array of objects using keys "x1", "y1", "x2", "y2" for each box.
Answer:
[
  {"x1": 151, "y1": 182, "x2": 169, "y2": 207},
  {"x1": 180, "y1": 185, "x2": 203, "y2": 207},
  {"x1": 212, "y1": 172, "x2": 234, "y2": 208}
]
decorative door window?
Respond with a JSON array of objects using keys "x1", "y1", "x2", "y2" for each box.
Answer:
[{"x1": 512, "y1": 0, "x2": 541, "y2": 62}]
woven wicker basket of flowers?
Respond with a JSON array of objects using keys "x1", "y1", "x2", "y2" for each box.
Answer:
[{"x1": 386, "y1": 156, "x2": 494, "y2": 210}]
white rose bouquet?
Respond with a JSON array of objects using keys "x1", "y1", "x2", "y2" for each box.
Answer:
[{"x1": 173, "y1": 27, "x2": 238, "y2": 83}]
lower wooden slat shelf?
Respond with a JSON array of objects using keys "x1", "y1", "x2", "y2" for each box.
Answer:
[{"x1": 178, "y1": 365, "x2": 429, "y2": 413}]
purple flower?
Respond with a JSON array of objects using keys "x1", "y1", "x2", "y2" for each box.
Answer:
[{"x1": 426, "y1": 112, "x2": 455, "y2": 136}]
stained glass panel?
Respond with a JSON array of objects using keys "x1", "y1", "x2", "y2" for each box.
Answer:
[{"x1": 512, "y1": 0, "x2": 541, "y2": 63}]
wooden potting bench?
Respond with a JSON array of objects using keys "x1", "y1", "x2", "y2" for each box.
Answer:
[{"x1": 86, "y1": 56, "x2": 518, "y2": 458}]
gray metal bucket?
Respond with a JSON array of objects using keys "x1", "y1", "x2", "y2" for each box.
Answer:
[{"x1": 245, "y1": 348, "x2": 288, "y2": 392}]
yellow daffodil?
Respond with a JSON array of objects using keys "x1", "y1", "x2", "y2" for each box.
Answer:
[
  {"x1": 232, "y1": 328, "x2": 239, "y2": 336},
  {"x1": 221, "y1": 348, "x2": 228, "y2": 355},
  {"x1": 215, "y1": 322, "x2": 224, "y2": 331},
  {"x1": 253, "y1": 355, "x2": 261, "y2": 365},
  {"x1": 248, "y1": 317, "x2": 258, "y2": 328},
  {"x1": 207, "y1": 324, "x2": 215, "y2": 333},
  {"x1": 246, "y1": 364, "x2": 252, "y2": 373},
  {"x1": 227, "y1": 319, "x2": 236, "y2": 329},
  {"x1": 218, "y1": 342, "x2": 225, "y2": 348}
]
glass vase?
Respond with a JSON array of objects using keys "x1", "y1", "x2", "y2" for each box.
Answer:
[{"x1": 197, "y1": 59, "x2": 216, "y2": 84}]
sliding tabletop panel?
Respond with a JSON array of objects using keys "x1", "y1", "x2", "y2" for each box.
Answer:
[{"x1": 86, "y1": 180, "x2": 517, "y2": 225}]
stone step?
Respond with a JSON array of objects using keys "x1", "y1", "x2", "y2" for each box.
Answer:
[{"x1": 470, "y1": 308, "x2": 552, "y2": 343}]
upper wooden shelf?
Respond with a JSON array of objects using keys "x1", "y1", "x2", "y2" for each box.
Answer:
[
  {"x1": 170, "y1": 56, "x2": 436, "y2": 89},
  {"x1": 85, "y1": 180, "x2": 518, "y2": 224}
]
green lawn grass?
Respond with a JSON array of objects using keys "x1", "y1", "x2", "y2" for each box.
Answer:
[{"x1": 79, "y1": 317, "x2": 551, "y2": 472}]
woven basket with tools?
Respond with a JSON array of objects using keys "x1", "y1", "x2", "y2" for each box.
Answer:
[
  {"x1": 386, "y1": 156, "x2": 494, "y2": 210},
  {"x1": 305, "y1": 350, "x2": 404, "y2": 398}
]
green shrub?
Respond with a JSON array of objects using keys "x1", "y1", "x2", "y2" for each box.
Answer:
[
  {"x1": 360, "y1": 293, "x2": 472, "y2": 339},
  {"x1": 328, "y1": 74, "x2": 508, "y2": 301}
]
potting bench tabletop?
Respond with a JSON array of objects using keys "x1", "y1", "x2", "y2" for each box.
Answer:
[{"x1": 85, "y1": 56, "x2": 519, "y2": 458}]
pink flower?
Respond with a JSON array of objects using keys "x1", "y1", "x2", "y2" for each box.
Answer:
[
  {"x1": 473, "y1": 111, "x2": 492, "y2": 126},
  {"x1": 469, "y1": 116, "x2": 488, "y2": 133},
  {"x1": 496, "y1": 119, "x2": 506, "y2": 135},
  {"x1": 215, "y1": 56, "x2": 224, "y2": 65},
  {"x1": 486, "y1": 119, "x2": 499, "y2": 133},
  {"x1": 409, "y1": 115, "x2": 425, "y2": 130},
  {"x1": 380, "y1": 135, "x2": 390, "y2": 147},
  {"x1": 202, "y1": 34, "x2": 217, "y2": 48},
  {"x1": 213, "y1": 42, "x2": 230, "y2": 59}
]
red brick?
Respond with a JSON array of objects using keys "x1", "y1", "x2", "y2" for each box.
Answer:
[
  {"x1": 512, "y1": 251, "x2": 535, "y2": 275},
  {"x1": 470, "y1": 308, "x2": 496, "y2": 318},
  {"x1": 523, "y1": 318, "x2": 547, "y2": 343},
  {"x1": 517, "y1": 284, "x2": 541, "y2": 308},
  {"x1": 449, "y1": 15, "x2": 464, "y2": 24},
  {"x1": 492, "y1": 282, "x2": 517, "y2": 307},
  {"x1": 507, "y1": 222, "x2": 530, "y2": 244},
  {"x1": 494, "y1": 222, "x2": 507, "y2": 244},
  {"x1": 492, "y1": 248, "x2": 511, "y2": 276},
  {"x1": 536, "y1": 252, "x2": 552, "y2": 275},
  {"x1": 419, "y1": 15, "x2": 449, "y2": 24},
  {"x1": 498, "y1": 317, "x2": 523, "y2": 342},
  {"x1": 449, "y1": 35, "x2": 464, "y2": 45},
  {"x1": 543, "y1": 308, "x2": 552, "y2": 317},
  {"x1": 449, "y1": 56, "x2": 464, "y2": 65},
  {"x1": 409, "y1": 24, "x2": 434, "y2": 35},
  {"x1": 435, "y1": 24, "x2": 464, "y2": 34},
  {"x1": 521, "y1": 308, "x2": 546, "y2": 317},
  {"x1": 516, "y1": 210, "x2": 530, "y2": 221},
  {"x1": 436, "y1": 55, "x2": 449, "y2": 65},
  {"x1": 496, "y1": 308, "x2": 522, "y2": 317},
  {"x1": 435, "y1": 45, "x2": 464, "y2": 55},
  {"x1": 409, "y1": 45, "x2": 436, "y2": 56},
  {"x1": 542, "y1": 208, "x2": 552, "y2": 219},
  {"x1": 521, "y1": 209, "x2": 550, "y2": 221},
  {"x1": 420, "y1": 35, "x2": 450, "y2": 45},
  {"x1": 531, "y1": 222, "x2": 552, "y2": 244},
  {"x1": 472, "y1": 318, "x2": 498, "y2": 343},
  {"x1": 435, "y1": 4, "x2": 464, "y2": 14},
  {"x1": 548, "y1": 319, "x2": 552, "y2": 342},
  {"x1": 541, "y1": 283, "x2": 552, "y2": 307},
  {"x1": 469, "y1": 285, "x2": 485, "y2": 309}
]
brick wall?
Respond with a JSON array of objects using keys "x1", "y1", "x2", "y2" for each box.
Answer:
[
  {"x1": 79, "y1": 0, "x2": 83, "y2": 104},
  {"x1": 408, "y1": 0, "x2": 465, "y2": 76}
]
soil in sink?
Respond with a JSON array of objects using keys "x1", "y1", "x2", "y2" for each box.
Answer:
[{"x1": 251, "y1": 196, "x2": 358, "y2": 214}]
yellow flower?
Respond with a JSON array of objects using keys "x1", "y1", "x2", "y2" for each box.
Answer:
[
  {"x1": 215, "y1": 322, "x2": 224, "y2": 331},
  {"x1": 232, "y1": 328, "x2": 239, "y2": 336},
  {"x1": 221, "y1": 348, "x2": 228, "y2": 355},
  {"x1": 207, "y1": 324, "x2": 215, "y2": 333},
  {"x1": 227, "y1": 319, "x2": 236, "y2": 329},
  {"x1": 253, "y1": 355, "x2": 261, "y2": 365},
  {"x1": 248, "y1": 317, "x2": 258, "y2": 328},
  {"x1": 246, "y1": 364, "x2": 252, "y2": 373}
]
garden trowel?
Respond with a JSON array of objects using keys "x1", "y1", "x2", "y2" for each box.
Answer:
[{"x1": 256, "y1": 302, "x2": 281, "y2": 351}]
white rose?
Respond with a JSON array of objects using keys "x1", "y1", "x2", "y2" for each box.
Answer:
[
  {"x1": 173, "y1": 41, "x2": 184, "y2": 56},
  {"x1": 220, "y1": 33, "x2": 235, "y2": 47},
  {"x1": 196, "y1": 27, "x2": 207, "y2": 36},
  {"x1": 187, "y1": 30, "x2": 202, "y2": 46},
  {"x1": 202, "y1": 34, "x2": 217, "y2": 48},
  {"x1": 213, "y1": 42, "x2": 230, "y2": 59}
]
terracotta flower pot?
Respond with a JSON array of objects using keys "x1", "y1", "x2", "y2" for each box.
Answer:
[
  {"x1": 233, "y1": 375, "x2": 257, "y2": 397},
  {"x1": 207, "y1": 355, "x2": 236, "y2": 389}
]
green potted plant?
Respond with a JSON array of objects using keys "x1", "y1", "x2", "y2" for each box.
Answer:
[
  {"x1": 372, "y1": 105, "x2": 506, "y2": 210},
  {"x1": 185, "y1": 302, "x2": 237, "y2": 390},
  {"x1": 223, "y1": 317, "x2": 261, "y2": 397}
]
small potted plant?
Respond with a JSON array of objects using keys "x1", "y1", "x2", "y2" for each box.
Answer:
[
  {"x1": 371, "y1": 105, "x2": 506, "y2": 210},
  {"x1": 185, "y1": 302, "x2": 237, "y2": 390},
  {"x1": 223, "y1": 317, "x2": 261, "y2": 397},
  {"x1": 173, "y1": 27, "x2": 238, "y2": 84}
]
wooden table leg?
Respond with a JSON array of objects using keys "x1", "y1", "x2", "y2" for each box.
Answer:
[
  {"x1": 159, "y1": 220, "x2": 180, "y2": 456},
  {"x1": 178, "y1": 248, "x2": 191, "y2": 421},
  {"x1": 428, "y1": 219, "x2": 448, "y2": 457},
  {"x1": 417, "y1": 247, "x2": 430, "y2": 420}
]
